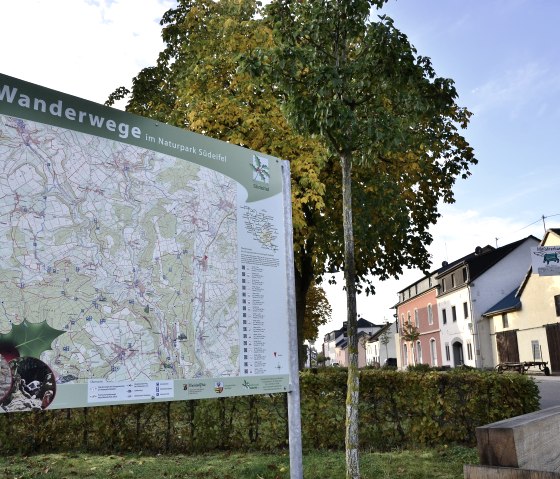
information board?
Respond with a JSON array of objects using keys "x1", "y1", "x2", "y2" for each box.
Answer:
[
  {"x1": 0, "y1": 73, "x2": 291, "y2": 412},
  {"x1": 531, "y1": 246, "x2": 560, "y2": 276}
]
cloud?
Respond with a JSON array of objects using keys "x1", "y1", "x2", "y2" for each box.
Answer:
[
  {"x1": 470, "y1": 62, "x2": 559, "y2": 120},
  {"x1": 1, "y1": 0, "x2": 175, "y2": 106}
]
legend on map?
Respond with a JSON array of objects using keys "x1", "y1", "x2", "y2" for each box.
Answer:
[{"x1": 88, "y1": 379, "x2": 174, "y2": 404}]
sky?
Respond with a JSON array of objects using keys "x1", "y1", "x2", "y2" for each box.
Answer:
[{"x1": 1, "y1": 0, "x2": 559, "y2": 343}]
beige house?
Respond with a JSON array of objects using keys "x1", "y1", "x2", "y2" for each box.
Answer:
[{"x1": 483, "y1": 229, "x2": 560, "y2": 373}]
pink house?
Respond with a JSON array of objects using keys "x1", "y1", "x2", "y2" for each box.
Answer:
[{"x1": 396, "y1": 272, "x2": 441, "y2": 368}]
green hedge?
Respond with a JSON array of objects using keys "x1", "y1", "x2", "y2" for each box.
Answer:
[{"x1": 0, "y1": 370, "x2": 539, "y2": 454}]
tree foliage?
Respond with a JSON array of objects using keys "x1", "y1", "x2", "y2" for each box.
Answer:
[
  {"x1": 251, "y1": 1, "x2": 476, "y2": 290},
  {"x1": 303, "y1": 284, "x2": 332, "y2": 342},
  {"x1": 249, "y1": 1, "x2": 477, "y2": 476},
  {"x1": 401, "y1": 321, "x2": 420, "y2": 365}
]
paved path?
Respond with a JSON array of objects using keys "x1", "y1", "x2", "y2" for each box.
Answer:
[{"x1": 531, "y1": 374, "x2": 560, "y2": 409}]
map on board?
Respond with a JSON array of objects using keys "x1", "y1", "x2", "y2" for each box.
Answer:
[
  {"x1": 0, "y1": 117, "x2": 241, "y2": 409},
  {"x1": 241, "y1": 206, "x2": 279, "y2": 252}
]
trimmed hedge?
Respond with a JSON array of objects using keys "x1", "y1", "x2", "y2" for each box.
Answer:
[{"x1": 0, "y1": 370, "x2": 539, "y2": 454}]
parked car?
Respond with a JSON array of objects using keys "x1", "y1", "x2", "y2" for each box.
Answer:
[{"x1": 384, "y1": 358, "x2": 397, "y2": 367}]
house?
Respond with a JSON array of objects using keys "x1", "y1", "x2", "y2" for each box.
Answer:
[
  {"x1": 322, "y1": 325, "x2": 346, "y2": 366},
  {"x1": 395, "y1": 235, "x2": 540, "y2": 370},
  {"x1": 483, "y1": 229, "x2": 560, "y2": 373},
  {"x1": 365, "y1": 321, "x2": 398, "y2": 366},
  {"x1": 395, "y1": 270, "x2": 441, "y2": 368},
  {"x1": 322, "y1": 318, "x2": 382, "y2": 367},
  {"x1": 437, "y1": 235, "x2": 539, "y2": 369}
]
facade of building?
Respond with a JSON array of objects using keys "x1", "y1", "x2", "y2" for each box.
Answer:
[
  {"x1": 396, "y1": 272, "x2": 441, "y2": 369},
  {"x1": 365, "y1": 321, "x2": 398, "y2": 367}
]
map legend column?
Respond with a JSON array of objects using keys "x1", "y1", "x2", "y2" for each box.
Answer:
[
  {"x1": 239, "y1": 261, "x2": 269, "y2": 375},
  {"x1": 240, "y1": 264, "x2": 254, "y2": 374}
]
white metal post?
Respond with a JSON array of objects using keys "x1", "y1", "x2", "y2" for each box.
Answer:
[{"x1": 282, "y1": 160, "x2": 303, "y2": 479}]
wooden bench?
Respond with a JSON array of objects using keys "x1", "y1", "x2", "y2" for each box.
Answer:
[{"x1": 464, "y1": 406, "x2": 560, "y2": 478}]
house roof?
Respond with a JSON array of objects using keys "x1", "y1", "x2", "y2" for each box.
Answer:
[
  {"x1": 336, "y1": 336, "x2": 347, "y2": 348},
  {"x1": 468, "y1": 236, "x2": 538, "y2": 281},
  {"x1": 437, "y1": 246, "x2": 493, "y2": 277},
  {"x1": 357, "y1": 317, "x2": 375, "y2": 328},
  {"x1": 483, "y1": 289, "x2": 521, "y2": 317},
  {"x1": 336, "y1": 330, "x2": 372, "y2": 350},
  {"x1": 367, "y1": 322, "x2": 392, "y2": 342},
  {"x1": 436, "y1": 235, "x2": 539, "y2": 282},
  {"x1": 323, "y1": 317, "x2": 380, "y2": 341},
  {"x1": 397, "y1": 246, "x2": 495, "y2": 297}
]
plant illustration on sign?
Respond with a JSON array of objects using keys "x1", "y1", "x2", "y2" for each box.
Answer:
[
  {"x1": 0, "y1": 320, "x2": 65, "y2": 360},
  {"x1": 251, "y1": 155, "x2": 270, "y2": 183}
]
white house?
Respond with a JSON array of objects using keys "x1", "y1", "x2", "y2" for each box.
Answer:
[
  {"x1": 437, "y1": 235, "x2": 539, "y2": 369},
  {"x1": 365, "y1": 322, "x2": 397, "y2": 366}
]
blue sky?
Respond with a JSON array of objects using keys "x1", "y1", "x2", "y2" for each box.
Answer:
[
  {"x1": 380, "y1": 0, "x2": 560, "y2": 237},
  {"x1": 1, "y1": 0, "x2": 559, "y2": 339}
]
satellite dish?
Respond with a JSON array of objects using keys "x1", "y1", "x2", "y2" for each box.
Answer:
[
  {"x1": 442, "y1": 261, "x2": 448, "y2": 267},
  {"x1": 475, "y1": 246, "x2": 482, "y2": 255}
]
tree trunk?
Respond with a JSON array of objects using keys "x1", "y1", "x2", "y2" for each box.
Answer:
[
  {"x1": 341, "y1": 152, "x2": 360, "y2": 479},
  {"x1": 294, "y1": 251, "x2": 314, "y2": 369}
]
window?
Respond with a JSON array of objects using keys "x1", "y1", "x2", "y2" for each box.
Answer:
[
  {"x1": 531, "y1": 340, "x2": 541, "y2": 360},
  {"x1": 502, "y1": 313, "x2": 509, "y2": 328},
  {"x1": 452, "y1": 305, "x2": 457, "y2": 322},
  {"x1": 441, "y1": 278, "x2": 446, "y2": 293},
  {"x1": 407, "y1": 311, "x2": 411, "y2": 324},
  {"x1": 555, "y1": 294, "x2": 560, "y2": 316},
  {"x1": 451, "y1": 273, "x2": 455, "y2": 288},
  {"x1": 429, "y1": 277, "x2": 433, "y2": 287},
  {"x1": 442, "y1": 309, "x2": 447, "y2": 325},
  {"x1": 467, "y1": 342, "x2": 473, "y2": 361},
  {"x1": 427, "y1": 304, "x2": 433, "y2": 325},
  {"x1": 403, "y1": 344, "x2": 408, "y2": 367},
  {"x1": 430, "y1": 338, "x2": 438, "y2": 366},
  {"x1": 445, "y1": 343, "x2": 450, "y2": 361},
  {"x1": 414, "y1": 308, "x2": 419, "y2": 327},
  {"x1": 463, "y1": 302, "x2": 469, "y2": 319},
  {"x1": 462, "y1": 267, "x2": 468, "y2": 283},
  {"x1": 416, "y1": 341, "x2": 422, "y2": 364}
]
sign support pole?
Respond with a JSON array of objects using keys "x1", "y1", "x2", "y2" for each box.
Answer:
[{"x1": 282, "y1": 160, "x2": 303, "y2": 479}]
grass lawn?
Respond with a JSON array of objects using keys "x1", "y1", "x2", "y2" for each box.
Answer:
[{"x1": 0, "y1": 446, "x2": 478, "y2": 478}]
